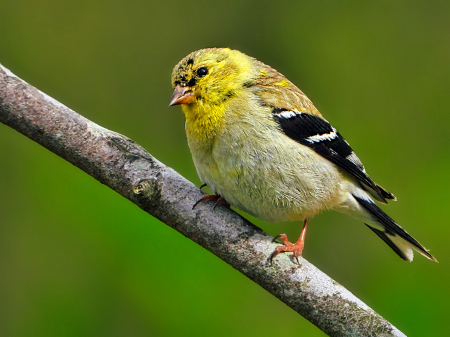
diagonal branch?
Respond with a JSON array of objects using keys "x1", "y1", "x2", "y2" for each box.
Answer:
[{"x1": 0, "y1": 64, "x2": 406, "y2": 337}]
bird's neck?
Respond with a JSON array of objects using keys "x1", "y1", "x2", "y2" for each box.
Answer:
[{"x1": 182, "y1": 102, "x2": 225, "y2": 143}]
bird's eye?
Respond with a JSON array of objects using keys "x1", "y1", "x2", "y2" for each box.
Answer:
[
  {"x1": 196, "y1": 67, "x2": 208, "y2": 78},
  {"x1": 180, "y1": 74, "x2": 186, "y2": 81}
]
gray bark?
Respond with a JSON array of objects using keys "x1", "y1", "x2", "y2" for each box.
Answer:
[{"x1": 0, "y1": 63, "x2": 406, "y2": 337}]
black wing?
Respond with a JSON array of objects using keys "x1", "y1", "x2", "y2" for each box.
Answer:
[{"x1": 272, "y1": 109, "x2": 395, "y2": 203}]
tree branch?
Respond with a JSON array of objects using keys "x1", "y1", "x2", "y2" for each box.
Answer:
[{"x1": 0, "y1": 64, "x2": 406, "y2": 337}]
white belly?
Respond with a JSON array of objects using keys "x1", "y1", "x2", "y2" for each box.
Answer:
[{"x1": 187, "y1": 119, "x2": 347, "y2": 223}]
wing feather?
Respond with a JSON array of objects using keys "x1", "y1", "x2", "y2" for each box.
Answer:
[{"x1": 272, "y1": 109, "x2": 395, "y2": 203}]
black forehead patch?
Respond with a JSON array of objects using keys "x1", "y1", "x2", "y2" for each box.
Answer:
[
  {"x1": 187, "y1": 77, "x2": 197, "y2": 87},
  {"x1": 187, "y1": 58, "x2": 194, "y2": 65}
]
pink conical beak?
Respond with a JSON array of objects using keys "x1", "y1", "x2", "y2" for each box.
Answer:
[{"x1": 169, "y1": 85, "x2": 195, "y2": 106}]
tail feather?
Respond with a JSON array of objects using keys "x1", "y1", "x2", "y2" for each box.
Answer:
[
  {"x1": 354, "y1": 195, "x2": 437, "y2": 262},
  {"x1": 366, "y1": 226, "x2": 413, "y2": 261}
]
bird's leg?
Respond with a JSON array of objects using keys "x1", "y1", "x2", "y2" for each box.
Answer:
[
  {"x1": 192, "y1": 194, "x2": 230, "y2": 210},
  {"x1": 213, "y1": 197, "x2": 230, "y2": 210},
  {"x1": 271, "y1": 219, "x2": 308, "y2": 264}
]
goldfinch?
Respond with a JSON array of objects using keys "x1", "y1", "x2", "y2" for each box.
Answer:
[{"x1": 169, "y1": 48, "x2": 437, "y2": 263}]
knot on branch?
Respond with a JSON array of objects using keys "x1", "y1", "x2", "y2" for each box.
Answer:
[{"x1": 132, "y1": 177, "x2": 161, "y2": 206}]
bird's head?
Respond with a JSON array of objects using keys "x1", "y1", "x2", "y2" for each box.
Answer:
[{"x1": 170, "y1": 48, "x2": 256, "y2": 108}]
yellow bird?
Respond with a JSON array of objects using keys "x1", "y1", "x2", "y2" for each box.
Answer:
[{"x1": 169, "y1": 48, "x2": 437, "y2": 263}]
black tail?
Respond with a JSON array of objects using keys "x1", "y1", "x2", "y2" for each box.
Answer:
[{"x1": 354, "y1": 196, "x2": 437, "y2": 262}]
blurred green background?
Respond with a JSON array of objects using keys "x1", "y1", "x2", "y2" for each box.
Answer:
[{"x1": 1, "y1": 0, "x2": 449, "y2": 336}]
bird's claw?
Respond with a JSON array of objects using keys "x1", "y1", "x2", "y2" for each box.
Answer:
[
  {"x1": 192, "y1": 194, "x2": 230, "y2": 210},
  {"x1": 270, "y1": 220, "x2": 308, "y2": 265}
]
